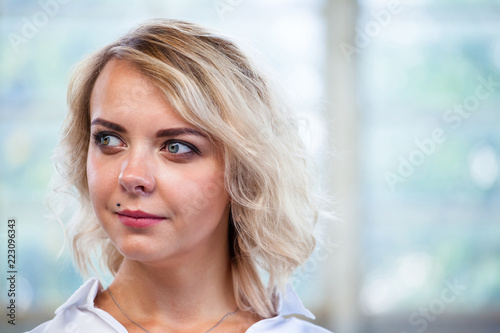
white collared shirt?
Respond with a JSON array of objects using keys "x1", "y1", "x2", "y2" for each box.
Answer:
[{"x1": 26, "y1": 277, "x2": 332, "y2": 332}]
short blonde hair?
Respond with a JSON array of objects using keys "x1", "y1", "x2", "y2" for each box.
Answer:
[{"x1": 54, "y1": 19, "x2": 322, "y2": 318}]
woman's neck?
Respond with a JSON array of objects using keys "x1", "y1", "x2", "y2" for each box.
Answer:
[{"x1": 104, "y1": 250, "x2": 237, "y2": 330}]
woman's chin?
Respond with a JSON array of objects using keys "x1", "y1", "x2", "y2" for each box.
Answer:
[{"x1": 113, "y1": 238, "x2": 167, "y2": 263}]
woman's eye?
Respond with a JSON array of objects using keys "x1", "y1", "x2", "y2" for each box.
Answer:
[
  {"x1": 100, "y1": 135, "x2": 122, "y2": 146},
  {"x1": 93, "y1": 132, "x2": 123, "y2": 147},
  {"x1": 166, "y1": 142, "x2": 193, "y2": 154}
]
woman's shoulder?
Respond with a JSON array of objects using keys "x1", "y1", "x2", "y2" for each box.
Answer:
[
  {"x1": 25, "y1": 277, "x2": 125, "y2": 333},
  {"x1": 26, "y1": 278, "x2": 333, "y2": 333}
]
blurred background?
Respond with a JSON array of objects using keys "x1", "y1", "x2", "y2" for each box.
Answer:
[{"x1": 1, "y1": 0, "x2": 500, "y2": 332}]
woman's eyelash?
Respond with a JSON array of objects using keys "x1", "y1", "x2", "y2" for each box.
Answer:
[
  {"x1": 91, "y1": 131, "x2": 122, "y2": 146},
  {"x1": 91, "y1": 131, "x2": 200, "y2": 155},
  {"x1": 163, "y1": 140, "x2": 200, "y2": 155}
]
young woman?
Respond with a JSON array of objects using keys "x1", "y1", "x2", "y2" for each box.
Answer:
[{"x1": 28, "y1": 19, "x2": 332, "y2": 332}]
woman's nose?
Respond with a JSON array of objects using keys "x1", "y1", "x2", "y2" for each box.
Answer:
[{"x1": 118, "y1": 152, "x2": 156, "y2": 195}]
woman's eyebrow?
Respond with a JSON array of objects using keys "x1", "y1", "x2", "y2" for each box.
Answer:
[
  {"x1": 90, "y1": 118, "x2": 126, "y2": 133},
  {"x1": 155, "y1": 128, "x2": 206, "y2": 138},
  {"x1": 90, "y1": 118, "x2": 205, "y2": 138}
]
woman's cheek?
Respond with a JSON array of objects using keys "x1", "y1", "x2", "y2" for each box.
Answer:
[
  {"x1": 86, "y1": 152, "x2": 112, "y2": 202},
  {"x1": 177, "y1": 173, "x2": 227, "y2": 221}
]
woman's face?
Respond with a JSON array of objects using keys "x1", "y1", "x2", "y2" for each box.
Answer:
[{"x1": 87, "y1": 59, "x2": 230, "y2": 265}]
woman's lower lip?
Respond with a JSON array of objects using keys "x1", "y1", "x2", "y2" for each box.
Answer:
[{"x1": 117, "y1": 214, "x2": 164, "y2": 228}]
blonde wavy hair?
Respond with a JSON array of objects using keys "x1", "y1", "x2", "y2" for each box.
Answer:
[{"x1": 53, "y1": 19, "x2": 322, "y2": 319}]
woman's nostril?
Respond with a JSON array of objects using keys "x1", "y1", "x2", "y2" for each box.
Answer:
[{"x1": 118, "y1": 170, "x2": 156, "y2": 195}]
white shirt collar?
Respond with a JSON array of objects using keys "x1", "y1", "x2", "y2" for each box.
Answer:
[
  {"x1": 54, "y1": 277, "x2": 101, "y2": 314},
  {"x1": 278, "y1": 284, "x2": 316, "y2": 319}
]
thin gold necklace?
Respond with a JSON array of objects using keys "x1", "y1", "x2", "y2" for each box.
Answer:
[{"x1": 107, "y1": 288, "x2": 239, "y2": 333}]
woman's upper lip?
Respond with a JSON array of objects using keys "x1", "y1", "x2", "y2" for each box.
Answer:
[{"x1": 117, "y1": 210, "x2": 165, "y2": 219}]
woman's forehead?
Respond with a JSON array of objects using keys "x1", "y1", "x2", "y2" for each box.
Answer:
[
  {"x1": 88, "y1": 59, "x2": 219, "y2": 142},
  {"x1": 91, "y1": 59, "x2": 156, "y2": 106}
]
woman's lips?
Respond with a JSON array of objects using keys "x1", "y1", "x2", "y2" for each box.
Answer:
[{"x1": 117, "y1": 210, "x2": 165, "y2": 228}]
